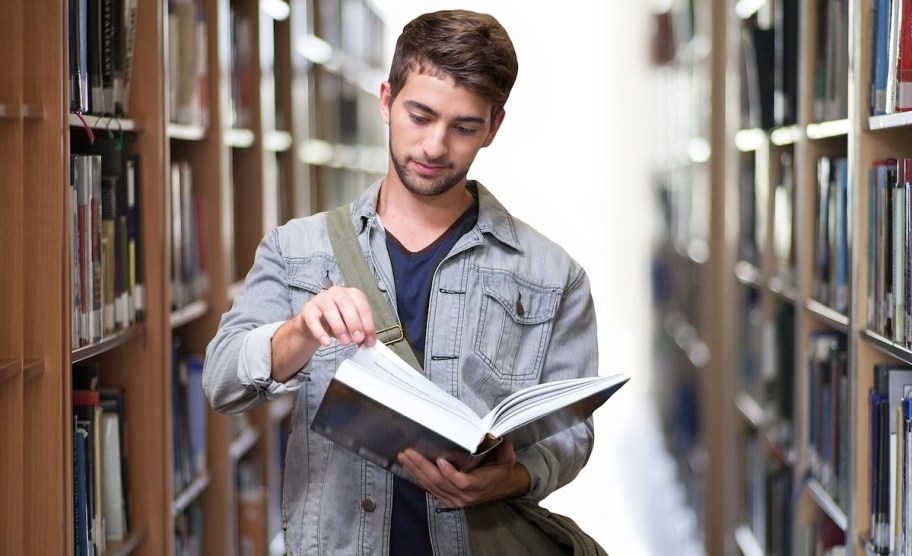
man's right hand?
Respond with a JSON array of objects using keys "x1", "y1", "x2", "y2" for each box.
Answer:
[{"x1": 270, "y1": 285, "x2": 377, "y2": 382}]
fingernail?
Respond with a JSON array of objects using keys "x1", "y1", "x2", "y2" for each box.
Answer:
[
  {"x1": 320, "y1": 335, "x2": 331, "y2": 346},
  {"x1": 353, "y1": 330, "x2": 364, "y2": 343}
]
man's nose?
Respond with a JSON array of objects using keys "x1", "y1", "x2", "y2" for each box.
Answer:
[{"x1": 422, "y1": 125, "x2": 449, "y2": 160}]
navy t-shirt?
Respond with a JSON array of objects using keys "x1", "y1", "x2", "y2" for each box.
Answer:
[{"x1": 386, "y1": 202, "x2": 478, "y2": 555}]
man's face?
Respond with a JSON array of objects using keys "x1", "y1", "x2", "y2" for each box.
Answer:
[{"x1": 380, "y1": 70, "x2": 504, "y2": 197}]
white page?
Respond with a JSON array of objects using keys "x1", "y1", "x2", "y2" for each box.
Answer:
[{"x1": 338, "y1": 343, "x2": 484, "y2": 450}]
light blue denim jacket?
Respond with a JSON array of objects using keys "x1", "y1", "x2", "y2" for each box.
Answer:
[{"x1": 203, "y1": 180, "x2": 599, "y2": 555}]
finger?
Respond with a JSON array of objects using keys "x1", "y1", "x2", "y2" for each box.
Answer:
[
  {"x1": 302, "y1": 292, "x2": 353, "y2": 345},
  {"x1": 399, "y1": 450, "x2": 460, "y2": 502},
  {"x1": 298, "y1": 304, "x2": 333, "y2": 346},
  {"x1": 337, "y1": 287, "x2": 377, "y2": 345}
]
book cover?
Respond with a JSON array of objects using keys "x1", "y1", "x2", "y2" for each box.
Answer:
[{"x1": 311, "y1": 342, "x2": 629, "y2": 475}]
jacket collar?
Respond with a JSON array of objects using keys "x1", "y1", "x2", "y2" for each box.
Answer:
[{"x1": 350, "y1": 179, "x2": 523, "y2": 253}]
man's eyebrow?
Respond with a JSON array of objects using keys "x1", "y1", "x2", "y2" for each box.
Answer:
[{"x1": 404, "y1": 100, "x2": 487, "y2": 125}]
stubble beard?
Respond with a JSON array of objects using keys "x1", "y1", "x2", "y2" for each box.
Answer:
[{"x1": 390, "y1": 144, "x2": 467, "y2": 197}]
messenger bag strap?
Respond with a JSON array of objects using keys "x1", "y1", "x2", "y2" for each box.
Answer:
[{"x1": 326, "y1": 204, "x2": 424, "y2": 373}]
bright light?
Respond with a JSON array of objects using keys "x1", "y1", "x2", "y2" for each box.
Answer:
[
  {"x1": 260, "y1": 0, "x2": 290, "y2": 21},
  {"x1": 296, "y1": 35, "x2": 333, "y2": 65}
]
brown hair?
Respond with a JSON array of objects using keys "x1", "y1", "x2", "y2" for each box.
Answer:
[{"x1": 387, "y1": 10, "x2": 519, "y2": 116}]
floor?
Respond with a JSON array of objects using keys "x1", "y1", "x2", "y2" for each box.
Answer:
[{"x1": 542, "y1": 388, "x2": 707, "y2": 556}]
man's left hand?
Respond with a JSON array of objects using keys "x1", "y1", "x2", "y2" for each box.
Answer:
[{"x1": 397, "y1": 438, "x2": 531, "y2": 509}]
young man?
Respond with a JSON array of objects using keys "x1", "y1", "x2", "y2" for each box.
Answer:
[{"x1": 204, "y1": 10, "x2": 599, "y2": 554}]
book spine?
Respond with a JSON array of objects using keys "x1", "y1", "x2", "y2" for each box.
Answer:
[{"x1": 69, "y1": 0, "x2": 90, "y2": 113}]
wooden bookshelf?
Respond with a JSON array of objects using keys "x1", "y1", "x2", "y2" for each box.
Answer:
[
  {"x1": 654, "y1": 0, "x2": 912, "y2": 553},
  {"x1": 649, "y1": 0, "x2": 738, "y2": 553},
  {"x1": 0, "y1": 0, "x2": 385, "y2": 554}
]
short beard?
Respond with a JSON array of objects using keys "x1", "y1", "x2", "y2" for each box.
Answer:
[{"x1": 390, "y1": 144, "x2": 467, "y2": 197}]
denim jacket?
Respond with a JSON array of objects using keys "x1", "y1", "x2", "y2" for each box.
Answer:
[{"x1": 203, "y1": 180, "x2": 599, "y2": 555}]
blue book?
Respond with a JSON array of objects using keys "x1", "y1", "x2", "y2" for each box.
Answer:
[
  {"x1": 872, "y1": 0, "x2": 891, "y2": 115},
  {"x1": 74, "y1": 423, "x2": 90, "y2": 556}
]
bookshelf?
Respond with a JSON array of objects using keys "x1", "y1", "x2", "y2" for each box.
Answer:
[
  {"x1": 654, "y1": 0, "x2": 912, "y2": 553},
  {"x1": 0, "y1": 0, "x2": 385, "y2": 554}
]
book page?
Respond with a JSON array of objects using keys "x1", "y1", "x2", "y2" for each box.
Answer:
[
  {"x1": 482, "y1": 374, "x2": 630, "y2": 439},
  {"x1": 336, "y1": 343, "x2": 484, "y2": 450}
]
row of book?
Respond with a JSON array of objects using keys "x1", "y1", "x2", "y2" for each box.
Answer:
[
  {"x1": 736, "y1": 287, "x2": 797, "y2": 433},
  {"x1": 168, "y1": 0, "x2": 209, "y2": 127},
  {"x1": 735, "y1": 147, "x2": 797, "y2": 289},
  {"x1": 170, "y1": 160, "x2": 210, "y2": 311},
  {"x1": 172, "y1": 337, "x2": 207, "y2": 498},
  {"x1": 813, "y1": 0, "x2": 850, "y2": 122},
  {"x1": 867, "y1": 158, "x2": 912, "y2": 347},
  {"x1": 228, "y1": 5, "x2": 254, "y2": 130},
  {"x1": 813, "y1": 156, "x2": 849, "y2": 315},
  {"x1": 807, "y1": 332, "x2": 850, "y2": 510},
  {"x1": 869, "y1": 0, "x2": 912, "y2": 115},
  {"x1": 72, "y1": 364, "x2": 132, "y2": 556},
  {"x1": 743, "y1": 434, "x2": 794, "y2": 554},
  {"x1": 69, "y1": 141, "x2": 145, "y2": 348},
  {"x1": 739, "y1": 0, "x2": 799, "y2": 131},
  {"x1": 68, "y1": 0, "x2": 138, "y2": 116},
  {"x1": 869, "y1": 363, "x2": 912, "y2": 553}
]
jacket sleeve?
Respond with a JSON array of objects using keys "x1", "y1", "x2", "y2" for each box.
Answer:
[
  {"x1": 203, "y1": 228, "x2": 310, "y2": 414},
  {"x1": 514, "y1": 266, "x2": 598, "y2": 502}
]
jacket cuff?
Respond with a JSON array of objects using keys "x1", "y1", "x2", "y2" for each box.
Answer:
[
  {"x1": 238, "y1": 321, "x2": 309, "y2": 397},
  {"x1": 514, "y1": 446, "x2": 557, "y2": 502}
]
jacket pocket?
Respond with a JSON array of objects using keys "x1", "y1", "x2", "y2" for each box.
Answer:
[
  {"x1": 285, "y1": 254, "x2": 348, "y2": 357},
  {"x1": 474, "y1": 269, "x2": 561, "y2": 385}
]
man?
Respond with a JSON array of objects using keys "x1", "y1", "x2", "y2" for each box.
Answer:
[{"x1": 204, "y1": 9, "x2": 599, "y2": 554}]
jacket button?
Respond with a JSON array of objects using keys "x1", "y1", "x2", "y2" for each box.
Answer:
[{"x1": 361, "y1": 497, "x2": 376, "y2": 512}]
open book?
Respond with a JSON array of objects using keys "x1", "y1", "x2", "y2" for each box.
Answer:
[{"x1": 310, "y1": 342, "x2": 629, "y2": 473}]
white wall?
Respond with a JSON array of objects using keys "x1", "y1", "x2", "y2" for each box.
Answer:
[{"x1": 369, "y1": 2, "x2": 658, "y2": 552}]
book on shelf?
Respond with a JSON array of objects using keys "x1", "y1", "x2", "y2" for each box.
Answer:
[
  {"x1": 773, "y1": 0, "x2": 799, "y2": 127},
  {"x1": 772, "y1": 151, "x2": 796, "y2": 285},
  {"x1": 311, "y1": 342, "x2": 630, "y2": 474},
  {"x1": 74, "y1": 419, "x2": 91, "y2": 556},
  {"x1": 871, "y1": 364, "x2": 912, "y2": 552},
  {"x1": 69, "y1": 0, "x2": 89, "y2": 113},
  {"x1": 868, "y1": 158, "x2": 911, "y2": 345},
  {"x1": 871, "y1": 0, "x2": 891, "y2": 115},
  {"x1": 168, "y1": 0, "x2": 208, "y2": 126}
]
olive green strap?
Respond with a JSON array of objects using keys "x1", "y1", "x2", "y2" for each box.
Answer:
[{"x1": 326, "y1": 205, "x2": 423, "y2": 373}]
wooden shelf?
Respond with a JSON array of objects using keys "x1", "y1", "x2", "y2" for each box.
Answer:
[
  {"x1": 225, "y1": 128, "x2": 256, "y2": 149},
  {"x1": 804, "y1": 299, "x2": 850, "y2": 332},
  {"x1": 734, "y1": 260, "x2": 762, "y2": 289},
  {"x1": 104, "y1": 526, "x2": 149, "y2": 556},
  {"x1": 71, "y1": 325, "x2": 143, "y2": 364},
  {"x1": 804, "y1": 478, "x2": 847, "y2": 532},
  {"x1": 172, "y1": 471, "x2": 211, "y2": 517},
  {"x1": 862, "y1": 330, "x2": 912, "y2": 366},
  {"x1": 67, "y1": 113, "x2": 138, "y2": 132},
  {"x1": 170, "y1": 299, "x2": 209, "y2": 329},
  {"x1": 0, "y1": 359, "x2": 19, "y2": 382},
  {"x1": 734, "y1": 525, "x2": 764, "y2": 556},
  {"x1": 167, "y1": 123, "x2": 206, "y2": 141},
  {"x1": 230, "y1": 426, "x2": 260, "y2": 462}
]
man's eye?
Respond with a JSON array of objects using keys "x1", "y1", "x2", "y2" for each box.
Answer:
[
  {"x1": 410, "y1": 114, "x2": 430, "y2": 124},
  {"x1": 456, "y1": 126, "x2": 477, "y2": 135}
]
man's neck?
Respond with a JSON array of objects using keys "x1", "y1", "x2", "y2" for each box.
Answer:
[{"x1": 377, "y1": 176, "x2": 474, "y2": 252}]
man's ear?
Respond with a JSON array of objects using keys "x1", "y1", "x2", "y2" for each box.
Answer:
[
  {"x1": 379, "y1": 81, "x2": 392, "y2": 124},
  {"x1": 482, "y1": 109, "x2": 506, "y2": 148}
]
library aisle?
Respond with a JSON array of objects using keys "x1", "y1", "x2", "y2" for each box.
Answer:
[{"x1": 543, "y1": 373, "x2": 707, "y2": 556}]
